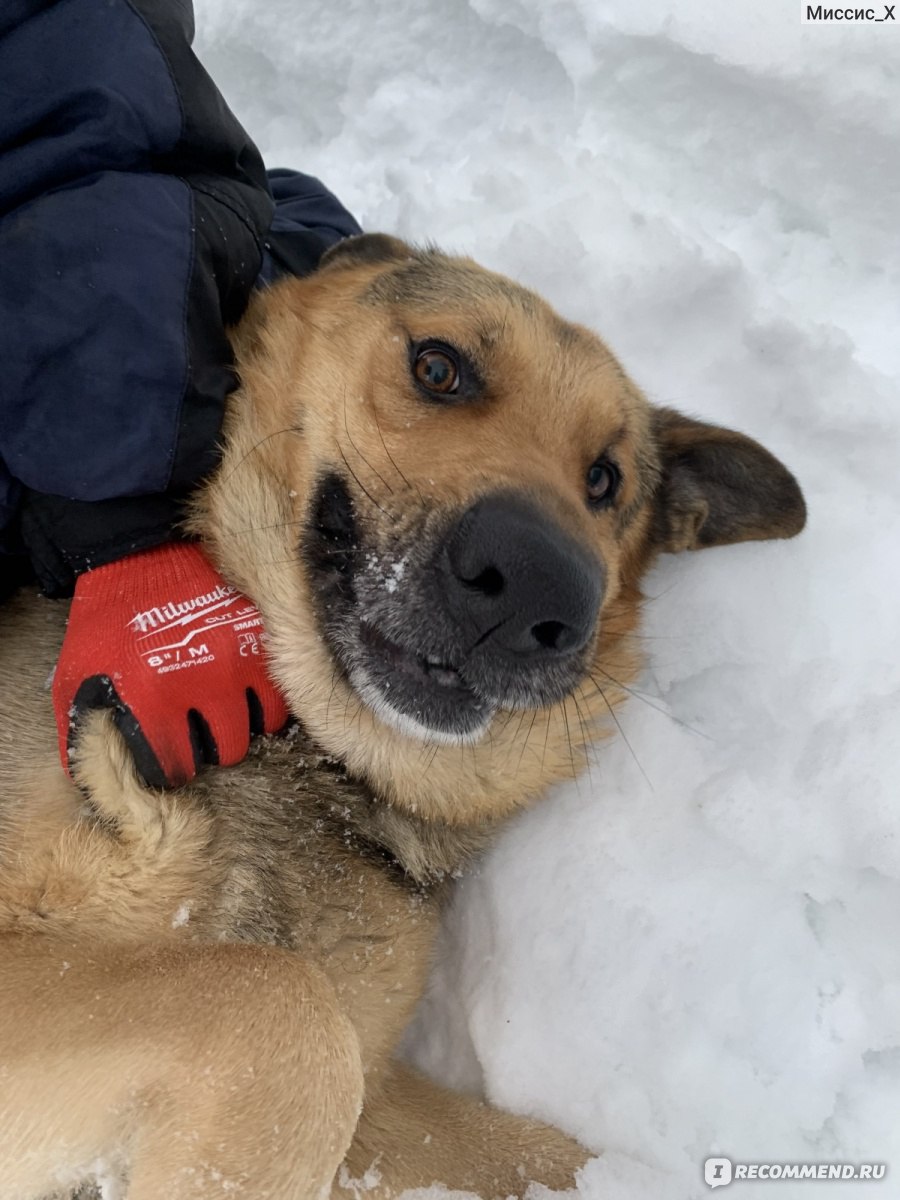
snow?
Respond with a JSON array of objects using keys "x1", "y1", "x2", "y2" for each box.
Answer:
[{"x1": 194, "y1": 3, "x2": 899, "y2": 1197}]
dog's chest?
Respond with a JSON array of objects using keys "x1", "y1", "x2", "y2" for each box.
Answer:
[{"x1": 186, "y1": 739, "x2": 444, "y2": 1065}]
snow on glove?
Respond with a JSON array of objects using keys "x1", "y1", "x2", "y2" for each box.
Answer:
[{"x1": 53, "y1": 542, "x2": 289, "y2": 787}]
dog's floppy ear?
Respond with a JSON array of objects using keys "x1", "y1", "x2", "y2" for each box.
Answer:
[
  {"x1": 651, "y1": 407, "x2": 806, "y2": 552},
  {"x1": 319, "y1": 233, "x2": 413, "y2": 272}
]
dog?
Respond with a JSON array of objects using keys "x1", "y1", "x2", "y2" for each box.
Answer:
[{"x1": 0, "y1": 233, "x2": 806, "y2": 1199}]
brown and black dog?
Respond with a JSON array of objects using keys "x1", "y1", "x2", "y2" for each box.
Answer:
[{"x1": 0, "y1": 234, "x2": 805, "y2": 1199}]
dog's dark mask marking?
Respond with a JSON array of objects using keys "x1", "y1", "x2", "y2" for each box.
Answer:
[
  {"x1": 307, "y1": 472, "x2": 359, "y2": 587},
  {"x1": 304, "y1": 471, "x2": 606, "y2": 743}
]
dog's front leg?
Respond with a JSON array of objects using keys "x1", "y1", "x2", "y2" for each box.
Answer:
[{"x1": 334, "y1": 1060, "x2": 591, "y2": 1200}]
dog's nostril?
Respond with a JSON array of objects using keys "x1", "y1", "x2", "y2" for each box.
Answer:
[
  {"x1": 464, "y1": 566, "x2": 505, "y2": 597},
  {"x1": 531, "y1": 620, "x2": 567, "y2": 650}
]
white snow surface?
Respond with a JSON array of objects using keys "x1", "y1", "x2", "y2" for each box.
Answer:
[{"x1": 195, "y1": 3, "x2": 899, "y2": 1197}]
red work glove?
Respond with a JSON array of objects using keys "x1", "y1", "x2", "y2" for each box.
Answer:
[{"x1": 53, "y1": 542, "x2": 289, "y2": 787}]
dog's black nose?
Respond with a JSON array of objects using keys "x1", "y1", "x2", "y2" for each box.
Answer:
[{"x1": 442, "y1": 494, "x2": 603, "y2": 659}]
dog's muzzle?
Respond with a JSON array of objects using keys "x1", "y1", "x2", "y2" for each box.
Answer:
[{"x1": 307, "y1": 477, "x2": 605, "y2": 743}]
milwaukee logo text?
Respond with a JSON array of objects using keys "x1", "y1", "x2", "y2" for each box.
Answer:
[{"x1": 128, "y1": 585, "x2": 238, "y2": 634}]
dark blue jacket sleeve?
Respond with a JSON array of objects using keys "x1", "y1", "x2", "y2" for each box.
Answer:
[
  {"x1": 260, "y1": 169, "x2": 362, "y2": 283},
  {"x1": 0, "y1": 0, "x2": 359, "y2": 596}
]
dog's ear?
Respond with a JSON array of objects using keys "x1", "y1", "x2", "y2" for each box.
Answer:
[
  {"x1": 651, "y1": 407, "x2": 806, "y2": 552},
  {"x1": 318, "y1": 233, "x2": 413, "y2": 273}
]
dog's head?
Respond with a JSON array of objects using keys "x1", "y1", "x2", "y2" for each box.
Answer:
[{"x1": 198, "y1": 234, "x2": 805, "y2": 821}]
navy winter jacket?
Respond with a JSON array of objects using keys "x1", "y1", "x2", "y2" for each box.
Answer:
[{"x1": 0, "y1": 0, "x2": 361, "y2": 597}]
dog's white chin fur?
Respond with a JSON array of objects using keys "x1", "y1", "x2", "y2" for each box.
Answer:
[{"x1": 348, "y1": 667, "x2": 493, "y2": 746}]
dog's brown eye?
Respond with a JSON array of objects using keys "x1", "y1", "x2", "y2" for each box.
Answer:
[
  {"x1": 586, "y1": 459, "x2": 620, "y2": 506},
  {"x1": 414, "y1": 349, "x2": 459, "y2": 395}
]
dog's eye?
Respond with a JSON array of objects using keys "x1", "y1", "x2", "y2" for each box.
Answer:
[
  {"x1": 586, "y1": 459, "x2": 620, "y2": 507},
  {"x1": 414, "y1": 348, "x2": 459, "y2": 396}
]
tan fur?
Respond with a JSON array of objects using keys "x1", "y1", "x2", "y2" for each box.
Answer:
[{"x1": 0, "y1": 237, "x2": 805, "y2": 1199}]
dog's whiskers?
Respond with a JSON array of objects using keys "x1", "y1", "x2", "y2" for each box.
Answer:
[
  {"x1": 588, "y1": 665, "x2": 710, "y2": 741},
  {"x1": 503, "y1": 707, "x2": 530, "y2": 773},
  {"x1": 371, "y1": 400, "x2": 422, "y2": 503},
  {"x1": 219, "y1": 425, "x2": 304, "y2": 485},
  {"x1": 540, "y1": 706, "x2": 553, "y2": 775},
  {"x1": 336, "y1": 443, "x2": 392, "y2": 520},
  {"x1": 325, "y1": 663, "x2": 341, "y2": 730},
  {"x1": 224, "y1": 518, "x2": 306, "y2": 539},
  {"x1": 583, "y1": 671, "x2": 653, "y2": 789},
  {"x1": 564, "y1": 696, "x2": 578, "y2": 787},
  {"x1": 572, "y1": 688, "x2": 595, "y2": 787},
  {"x1": 342, "y1": 388, "x2": 396, "y2": 499},
  {"x1": 514, "y1": 708, "x2": 542, "y2": 779}
]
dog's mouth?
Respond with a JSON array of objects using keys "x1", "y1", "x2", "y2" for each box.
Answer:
[
  {"x1": 360, "y1": 623, "x2": 467, "y2": 694},
  {"x1": 350, "y1": 621, "x2": 495, "y2": 743},
  {"x1": 304, "y1": 471, "x2": 601, "y2": 745}
]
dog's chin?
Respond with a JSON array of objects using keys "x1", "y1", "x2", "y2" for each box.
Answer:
[
  {"x1": 348, "y1": 666, "x2": 495, "y2": 745},
  {"x1": 346, "y1": 622, "x2": 496, "y2": 745}
]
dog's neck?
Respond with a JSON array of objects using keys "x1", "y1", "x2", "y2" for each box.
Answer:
[{"x1": 299, "y1": 737, "x2": 499, "y2": 889}]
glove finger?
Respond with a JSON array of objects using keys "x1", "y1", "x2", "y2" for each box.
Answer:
[
  {"x1": 251, "y1": 680, "x2": 291, "y2": 735},
  {"x1": 246, "y1": 686, "x2": 265, "y2": 739},
  {"x1": 187, "y1": 708, "x2": 219, "y2": 771},
  {"x1": 199, "y1": 700, "x2": 252, "y2": 769}
]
